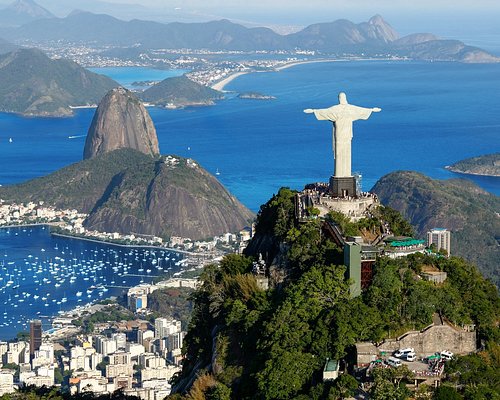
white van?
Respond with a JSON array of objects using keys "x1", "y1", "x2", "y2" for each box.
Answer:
[
  {"x1": 402, "y1": 353, "x2": 416, "y2": 362},
  {"x1": 387, "y1": 357, "x2": 402, "y2": 367},
  {"x1": 441, "y1": 350, "x2": 454, "y2": 361},
  {"x1": 394, "y1": 348, "x2": 415, "y2": 358}
]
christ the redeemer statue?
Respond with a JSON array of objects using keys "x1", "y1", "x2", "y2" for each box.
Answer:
[{"x1": 304, "y1": 92, "x2": 381, "y2": 178}]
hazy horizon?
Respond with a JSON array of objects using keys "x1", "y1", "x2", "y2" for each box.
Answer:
[{"x1": 1, "y1": 0, "x2": 500, "y2": 52}]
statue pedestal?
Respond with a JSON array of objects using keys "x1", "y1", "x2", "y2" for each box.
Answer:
[{"x1": 329, "y1": 176, "x2": 356, "y2": 198}]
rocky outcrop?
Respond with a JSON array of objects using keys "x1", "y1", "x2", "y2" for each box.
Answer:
[
  {"x1": 83, "y1": 87, "x2": 160, "y2": 159},
  {"x1": 84, "y1": 153, "x2": 254, "y2": 240},
  {"x1": 0, "y1": 149, "x2": 253, "y2": 240}
]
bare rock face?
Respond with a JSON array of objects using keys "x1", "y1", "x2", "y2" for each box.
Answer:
[{"x1": 83, "y1": 87, "x2": 160, "y2": 159}]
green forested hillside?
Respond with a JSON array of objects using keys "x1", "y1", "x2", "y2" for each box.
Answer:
[
  {"x1": 141, "y1": 76, "x2": 223, "y2": 108},
  {"x1": 169, "y1": 188, "x2": 499, "y2": 400},
  {"x1": 0, "y1": 48, "x2": 118, "y2": 116},
  {"x1": 372, "y1": 171, "x2": 500, "y2": 286},
  {"x1": 0, "y1": 148, "x2": 253, "y2": 240},
  {"x1": 446, "y1": 153, "x2": 500, "y2": 177}
]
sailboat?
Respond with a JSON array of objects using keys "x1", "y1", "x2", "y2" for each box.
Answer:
[
  {"x1": 216, "y1": 168, "x2": 220, "y2": 176},
  {"x1": 8, "y1": 138, "x2": 12, "y2": 143}
]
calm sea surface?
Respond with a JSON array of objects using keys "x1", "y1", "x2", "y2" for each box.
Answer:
[{"x1": 0, "y1": 61, "x2": 498, "y2": 338}]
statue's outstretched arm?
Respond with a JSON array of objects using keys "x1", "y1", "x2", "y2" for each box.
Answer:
[
  {"x1": 372, "y1": 107, "x2": 382, "y2": 112},
  {"x1": 304, "y1": 109, "x2": 314, "y2": 114}
]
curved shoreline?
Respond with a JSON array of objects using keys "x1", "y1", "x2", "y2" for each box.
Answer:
[
  {"x1": 445, "y1": 167, "x2": 500, "y2": 178},
  {"x1": 210, "y1": 58, "x2": 370, "y2": 91},
  {"x1": 0, "y1": 224, "x2": 200, "y2": 256}
]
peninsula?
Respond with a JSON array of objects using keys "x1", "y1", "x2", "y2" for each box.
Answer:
[{"x1": 445, "y1": 153, "x2": 500, "y2": 177}]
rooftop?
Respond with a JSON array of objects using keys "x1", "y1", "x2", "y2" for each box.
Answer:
[{"x1": 324, "y1": 359, "x2": 339, "y2": 372}]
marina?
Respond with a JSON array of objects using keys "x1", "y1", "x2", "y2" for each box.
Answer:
[{"x1": 0, "y1": 225, "x2": 184, "y2": 339}]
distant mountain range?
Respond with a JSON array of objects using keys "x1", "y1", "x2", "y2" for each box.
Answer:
[
  {"x1": 0, "y1": 0, "x2": 53, "y2": 26},
  {"x1": 372, "y1": 171, "x2": 500, "y2": 286},
  {"x1": 0, "y1": 47, "x2": 118, "y2": 116},
  {"x1": 0, "y1": 9, "x2": 497, "y2": 63}
]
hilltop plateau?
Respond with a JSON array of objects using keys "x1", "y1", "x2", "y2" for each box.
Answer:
[{"x1": 372, "y1": 171, "x2": 500, "y2": 286}]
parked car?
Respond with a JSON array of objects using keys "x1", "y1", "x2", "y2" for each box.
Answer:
[
  {"x1": 394, "y1": 348, "x2": 415, "y2": 358},
  {"x1": 402, "y1": 352, "x2": 416, "y2": 362},
  {"x1": 386, "y1": 357, "x2": 402, "y2": 367},
  {"x1": 441, "y1": 350, "x2": 454, "y2": 360}
]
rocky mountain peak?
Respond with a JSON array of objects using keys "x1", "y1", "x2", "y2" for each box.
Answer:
[
  {"x1": 83, "y1": 87, "x2": 160, "y2": 160},
  {"x1": 365, "y1": 14, "x2": 400, "y2": 42},
  {"x1": 5, "y1": 0, "x2": 54, "y2": 18}
]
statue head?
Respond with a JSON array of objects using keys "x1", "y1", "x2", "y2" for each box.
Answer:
[{"x1": 339, "y1": 92, "x2": 348, "y2": 104}]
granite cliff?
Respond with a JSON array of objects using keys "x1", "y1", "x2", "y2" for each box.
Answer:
[
  {"x1": 1, "y1": 86, "x2": 252, "y2": 239},
  {"x1": 83, "y1": 87, "x2": 160, "y2": 159},
  {"x1": 372, "y1": 171, "x2": 500, "y2": 285}
]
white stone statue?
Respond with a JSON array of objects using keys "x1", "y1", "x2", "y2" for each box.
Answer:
[{"x1": 304, "y1": 92, "x2": 381, "y2": 177}]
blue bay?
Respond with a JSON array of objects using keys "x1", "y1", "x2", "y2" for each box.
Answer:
[{"x1": 0, "y1": 62, "x2": 498, "y2": 338}]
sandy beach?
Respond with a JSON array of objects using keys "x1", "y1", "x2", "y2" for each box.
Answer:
[
  {"x1": 211, "y1": 71, "x2": 250, "y2": 91},
  {"x1": 210, "y1": 59, "x2": 345, "y2": 91}
]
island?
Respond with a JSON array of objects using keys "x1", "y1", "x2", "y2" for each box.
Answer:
[
  {"x1": 237, "y1": 91, "x2": 276, "y2": 100},
  {"x1": 140, "y1": 75, "x2": 224, "y2": 109},
  {"x1": 445, "y1": 153, "x2": 500, "y2": 177}
]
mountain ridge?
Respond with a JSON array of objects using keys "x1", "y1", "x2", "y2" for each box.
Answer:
[
  {"x1": 0, "y1": 13, "x2": 497, "y2": 63},
  {"x1": 372, "y1": 171, "x2": 500, "y2": 286},
  {"x1": 0, "y1": 47, "x2": 119, "y2": 116}
]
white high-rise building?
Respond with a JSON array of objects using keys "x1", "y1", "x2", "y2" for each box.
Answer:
[
  {"x1": 427, "y1": 228, "x2": 451, "y2": 256},
  {"x1": 154, "y1": 318, "x2": 181, "y2": 339}
]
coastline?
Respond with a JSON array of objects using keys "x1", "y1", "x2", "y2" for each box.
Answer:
[
  {"x1": 211, "y1": 71, "x2": 250, "y2": 91},
  {"x1": 0, "y1": 224, "x2": 204, "y2": 257},
  {"x1": 445, "y1": 166, "x2": 500, "y2": 178},
  {"x1": 210, "y1": 58, "x2": 351, "y2": 91},
  {"x1": 50, "y1": 231, "x2": 203, "y2": 257}
]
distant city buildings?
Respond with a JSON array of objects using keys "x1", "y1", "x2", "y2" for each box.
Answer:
[{"x1": 427, "y1": 228, "x2": 451, "y2": 256}]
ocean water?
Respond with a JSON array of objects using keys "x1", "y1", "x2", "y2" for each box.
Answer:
[
  {"x1": 88, "y1": 66, "x2": 186, "y2": 89},
  {"x1": 0, "y1": 226, "x2": 183, "y2": 339},
  {"x1": 1, "y1": 62, "x2": 499, "y2": 210},
  {"x1": 0, "y1": 62, "x2": 498, "y2": 337}
]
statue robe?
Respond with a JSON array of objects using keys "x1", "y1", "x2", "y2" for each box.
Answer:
[{"x1": 313, "y1": 104, "x2": 374, "y2": 177}]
